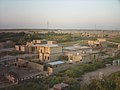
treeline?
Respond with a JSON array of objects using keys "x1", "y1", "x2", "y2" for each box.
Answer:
[{"x1": 0, "y1": 32, "x2": 96, "y2": 45}]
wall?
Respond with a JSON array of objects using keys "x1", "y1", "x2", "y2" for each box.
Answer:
[
  {"x1": 28, "y1": 62, "x2": 44, "y2": 71},
  {"x1": 0, "y1": 43, "x2": 4, "y2": 49},
  {"x1": 15, "y1": 45, "x2": 20, "y2": 51},
  {"x1": 81, "y1": 54, "x2": 91, "y2": 63},
  {"x1": 50, "y1": 47, "x2": 62, "y2": 54},
  {"x1": 50, "y1": 53, "x2": 62, "y2": 61}
]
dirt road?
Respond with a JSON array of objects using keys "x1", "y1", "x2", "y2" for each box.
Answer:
[{"x1": 81, "y1": 65, "x2": 120, "y2": 84}]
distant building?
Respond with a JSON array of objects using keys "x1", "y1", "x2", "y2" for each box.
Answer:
[
  {"x1": 118, "y1": 44, "x2": 120, "y2": 49},
  {"x1": 88, "y1": 38, "x2": 107, "y2": 48},
  {"x1": 104, "y1": 48, "x2": 120, "y2": 57}
]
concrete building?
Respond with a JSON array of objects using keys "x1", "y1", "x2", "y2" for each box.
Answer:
[
  {"x1": 15, "y1": 40, "x2": 62, "y2": 62},
  {"x1": 63, "y1": 45, "x2": 100, "y2": 63},
  {"x1": 46, "y1": 61, "x2": 66, "y2": 74},
  {"x1": 104, "y1": 48, "x2": 120, "y2": 57},
  {"x1": 45, "y1": 60, "x2": 77, "y2": 75},
  {"x1": 5, "y1": 58, "x2": 47, "y2": 83},
  {"x1": 118, "y1": 44, "x2": 120, "y2": 49},
  {"x1": 88, "y1": 38, "x2": 107, "y2": 48}
]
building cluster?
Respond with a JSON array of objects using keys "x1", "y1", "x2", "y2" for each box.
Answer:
[
  {"x1": 63, "y1": 45, "x2": 100, "y2": 63},
  {"x1": 1, "y1": 38, "x2": 120, "y2": 88},
  {"x1": 14, "y1": 40, "x2": 102, "y2": 75}
]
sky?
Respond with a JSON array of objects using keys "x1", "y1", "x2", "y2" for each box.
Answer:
[{"x1": 0, "y1": 0, "x2": 120, "y2": 30}]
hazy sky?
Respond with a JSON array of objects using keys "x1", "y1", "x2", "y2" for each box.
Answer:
[{"x1": 0, "y1": 0, "x2": 120, "y2": 30}]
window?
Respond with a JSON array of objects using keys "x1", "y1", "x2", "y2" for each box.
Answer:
[
  {"x1": 94, "y1": 55, "x2": 96, "y2": 59},
  {"x1": 70, "y1": 56, "x2": 73, "y2": 60},
  {"x1": 48, "y1": 56, "x2": 49, "y2": 60}
]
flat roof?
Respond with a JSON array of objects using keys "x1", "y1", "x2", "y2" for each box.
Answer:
[
  {"x1": 48, "y1": 61, "x2": 65, "y2": 66},
  {"x1": 31, "y1": 44, "x2": 59, "y2": 47},
  {"x1": 63, "y1": 46, "x2": 91, "y2": 50},
  {"x1": 9, "y1": 66, "x2": 47, "y2": 79}
]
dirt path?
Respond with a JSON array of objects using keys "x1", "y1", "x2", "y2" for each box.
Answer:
[{"x1": 81, "y1": 65, "x2": 120, "y2": 84}]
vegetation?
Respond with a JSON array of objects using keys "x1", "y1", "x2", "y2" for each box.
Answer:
[
  {"x1": 0, "y1": 32, "x2": 96, "y2": 46},
  {"x1": 60, "y1": 62, "x2": 105, "y2": 78},
  {"x1": 43, "y1": 76, "x2": 80, "y2": 90},
  {"x1": 81, "y1": 71, "x2": 120, "y2": 90},
  {"x1": 55, "y1": 57, "x2": 114, "y2": 78}
]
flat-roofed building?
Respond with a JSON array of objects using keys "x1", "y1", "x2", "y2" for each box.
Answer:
[
  {"x1": 63, "y1": 45, "x2": 100, "y2": 63},
  {"x1": 97, "y1": 38, "x2": 106, "y2": 42},
  {"x1": 46, "y1": 61, "x2": 69, "y2": 74},
  {"x1": 15, "y1": 40, "x2": 62, "y2": 62},
  {"x1": 88, "y1": 38, "x2": 107, "y2": 48},
  {"x1": 31, "y1": 43, "x2": 62, "y2": 62}
]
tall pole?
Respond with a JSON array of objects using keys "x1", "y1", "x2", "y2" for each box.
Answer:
[{"x1": 47, "y1": 21, "x2": 49, "y2": 29}]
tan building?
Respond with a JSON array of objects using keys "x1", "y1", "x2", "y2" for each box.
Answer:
[
  {"x1": 97, "y1": 38, "x2": 106, "y2": 42},
  {"x1": 88, "y1": 38, "x2": 107, "y2": 48},
  {"x1": 15, "y1": 40, "x2": 62, "y2": 62},
  {"x1": 15, "y1": 45, "x2": 29, "y2": 52},
  {"x1": 118, "y1": 44, "x2": 120, "y2": 49},
  {"x1": 63, "y1": 45, "x2": 100, "y2": 63},
  {"x1": 65, "y1": 51, "x2": 100, "y2": 63}
]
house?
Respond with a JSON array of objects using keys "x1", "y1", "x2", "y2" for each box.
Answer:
[
  {"x1": 88, "y1": 38, "x2": 107, "y2": 48},
  {"x1": 15, "y1": 40, "x2": 62, "y2": 62},
  {"x1": 63, "y1": 45, "x2": 100, "y2": 63},
  {"x1": 46, "y1": 61, "x2": 66, "y2": 74}
]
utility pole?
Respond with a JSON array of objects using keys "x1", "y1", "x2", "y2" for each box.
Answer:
[{"x1": 47, "y1": 21, "x2": 49, "y2": 29}]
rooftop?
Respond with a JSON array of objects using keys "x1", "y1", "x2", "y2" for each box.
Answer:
[
  {"x1": 48, "y1": 61, "x2": 65, "y2": 66},
  {"x1": 31, "y1": 44, "x2": 59, "y2": 47},
  {"x1": 63, "y1": 45, "x2": 92, "y2": 51}
]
